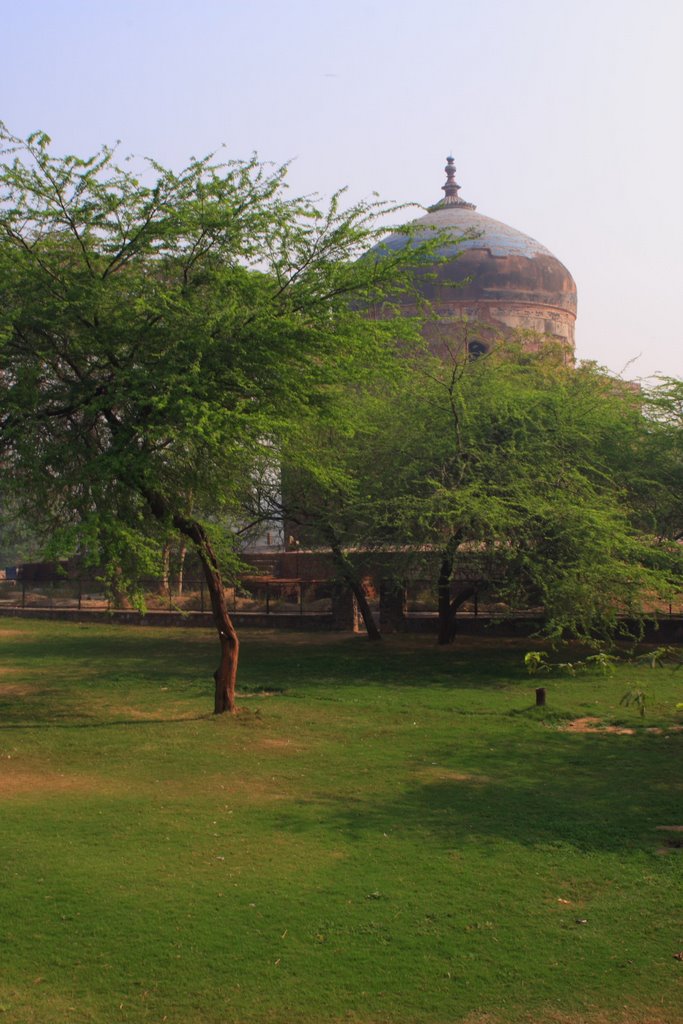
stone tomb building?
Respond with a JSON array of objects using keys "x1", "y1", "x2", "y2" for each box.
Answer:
[{"x1": 371, "y1": 156, "x2": 577, "y2": 359}]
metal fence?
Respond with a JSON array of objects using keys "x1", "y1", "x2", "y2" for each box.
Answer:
[
  {"x1": 404, "y1": 579, "x2": 528, "y2": 617},
  {"x1": 1, "y1": 573, "x2": 679, "y2": 621},
  {"x1": 0, "y1": 575, "x2": 336, "y2": 617},
  {"x1": 402, "y1": 578, "x2": 681, "y2": 619}
]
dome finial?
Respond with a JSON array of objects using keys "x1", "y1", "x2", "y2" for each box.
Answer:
[
  {"x1": 430, "y1": 155, "x2": 476, "y2": 211},
  {"x1": 443, "y1": 155, "x2": 460, "y2": 200}
]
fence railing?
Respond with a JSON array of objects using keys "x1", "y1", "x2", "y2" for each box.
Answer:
[
  {"x1": 402, "y1": 578, "x2": 681, "y2": 619},
  {"x1": 1, "y1": 574, "x2": 679, "y2": 621},
  {"x1": 0, "y1": 576, "x2": 336, "y2": 617},
  {"x1": 403, "y1": 579, "x2": 536, "y2": 618}
]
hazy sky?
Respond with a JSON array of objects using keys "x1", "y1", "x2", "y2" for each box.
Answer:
[{"x1": 3, "y1": 0, "x2": 681, "y2": 379}]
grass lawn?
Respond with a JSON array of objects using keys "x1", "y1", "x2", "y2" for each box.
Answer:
[{"x1": 0, "y1": 618, "x2": 681, "y2": 1024}]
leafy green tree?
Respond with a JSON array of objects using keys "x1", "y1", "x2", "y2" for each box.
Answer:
[
  {"x1": 272, "y1": 383, "x2": 395, "y2": 641},
  {"x1": 292, "y1": 343, "x2": 680, "y2": 645},
  {"x1": 0, "y1": 125, "x2": 431, "y2": 710},
  {"x1": 0, "y1": 496, "x2": 43, "y2": 567},
  {"x1": 632, "y1": 377, "x2": 683, "y2": 544}
]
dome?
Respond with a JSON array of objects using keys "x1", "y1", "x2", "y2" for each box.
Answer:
[{"x1": 376, "y1": 158, "x2": 577, "y2": 353}]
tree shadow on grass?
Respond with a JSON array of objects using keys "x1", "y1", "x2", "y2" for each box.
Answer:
[
  {"x1": 2, "y1": 626, "x2": 536, "y2": 702},
  {"x1": 0, "y1": 685, "x2": 212, "y2": 728},
  {"x1": 0, "y1": 712, "x2": 212, "y2": 729},
  {"x1": 272, "y1": 729, "x2": 682, "y2": 856},
  {"x1": 243, "y1": 638, "x2": 533, "y2": 692}
]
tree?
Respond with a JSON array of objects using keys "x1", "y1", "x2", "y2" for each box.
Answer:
[
  {"x1": 269, "y1": 383, "x2": 395, "y2": 642},
  {"x1": 0, "y1": 496, "x2": 43, "y2": 567},
  {"x1": 626, "y1": 377, "x2": 683, "y2": 545},
  {"x1": 0, "y1": 125, "x2": 435, "y2": 711},
  {"x1": 319, "y1": 343, "x2": 681, "y2": 645}
]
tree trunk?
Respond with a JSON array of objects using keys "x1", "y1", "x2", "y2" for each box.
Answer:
[
  {"x1": 437, "y1": 553, "x2": 456, "y2": 645},
  {"x1": 328, "y1": 537, "x2": 381, "y2": 641},
  {"x1": 111, "y1": 566, "x2": 132, "y2": 609},
  {"x1": 347, "y1": 574, "x2": 382, "y2": 641},
  {"x1": 196, "y1": 538, "x2": 239, "y2": 714},
  {"x1": 127, "y1": 468, "x2": 240, "y2": 713},
  {"x1": 438, "y1": 584, "x2": 478, "y2": 645},
  {"x1": 161, "y1": 541, "x2": 171, "y2": 593},
  {"x1": 436, "y1": 533, "x2": 474, "y2": 646},
  {"x1": 176, "y1": 544, "x2": 187, "y2": 597},
  {"x1": 170, "y1": 515, "x2": 239, "y2": 714}
]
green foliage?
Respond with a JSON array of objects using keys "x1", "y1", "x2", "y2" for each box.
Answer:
[
  {"x1": 525, "y1": 650, "x2": 618, "y2": 677},
  {"x1": 627, "y1": 377, "x2": 683, "y2": 543},
  {"x1": 0, "y1": 124, "x2": 436, "y2": 595},
  {"x1": 620, "y1": 687, "x2": 648, "y2": 717},
  {"x1": 583, "y1": 652, "x2": 619, "y2": 676},
  {"x1": 634, "y1": 645, "x2": 683, "y2": 669},
  {"x1": 0, "y1": 497, "x2": 44, "y2": 566},
  {"x1": 524, "y1": 650, "x2": 550, "y2": 675},
  {"x1": 621, "y1": 646, "x2": 683, "y2": 717},
  {"x1": 317, "y1": 343, "x2": 681, "y2": 641}
]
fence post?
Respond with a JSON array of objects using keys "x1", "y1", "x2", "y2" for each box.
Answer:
[
  {"x1": 78, "y1": 578, "x2": 82, "y2": 612},
  {"x1": 200, "y1": 578, "x2": 205, "y2": 613},
  {"x1": 21, "y1": 579, "x2": 26, "y2": 609},
  {"x1": 299, "y1": 581, "x2": 303, "y2": 616},
  {"x1": 265, "y1": 583, "x2": 270, "y2": 616},
  {"x1": 474, "y1": 591, "x2": 479, "y2": 617}
]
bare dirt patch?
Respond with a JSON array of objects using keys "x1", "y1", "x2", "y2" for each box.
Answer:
[
  {"x1": 0, "y1": 765, "x2": 119, "y2": 800},
  {"x1": 237, "y1": 690, "x2": 282, "y2": 698},
  {"x1": 415, "y1": 766, "x2": 493, "y2": 785},
  {"x1": 456, "y1": 1010, "x2": 682, "y2": 1024},
  {"x1": 211, "y1": 776, "x2": 292, "y2": 802},
  {"x1": 328, "y1": 1010, "x2": 682, "y2": 1024},
  {"x1": 566, "y1": 717, "x2": 635, "y2": 735},
  {"x1": 101, "y1": 702, "x2": 201, "y2": 722},
  {"x1": 527, "y1": 1011, "x2": 682, "y2": 1024},
  {"x1": 152, "y1": 771, "x2": 293, "y2": 804},
  {"x1": 257, "y1": 737, "x2": 304, "y2": 752},
  {"x1": 0, "y1": 682, "x2": 40, "y2": 698}
]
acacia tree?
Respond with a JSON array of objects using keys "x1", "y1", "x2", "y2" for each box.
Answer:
[
  {"x1": 0, "y1": 126, "x2": 432, "y2": 711},
  {"x1": 312, "y1": 343, "x2": 681, "y2": 645},
  {"x1": 624, "y1": 377, "x2": 683, "y2": 545},
  {"x1": 267, "y1": 385, "x2": 395, "y2": 641}
]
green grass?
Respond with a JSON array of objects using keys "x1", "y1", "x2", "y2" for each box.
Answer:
[{"x1": 0, "y1": 619, "x2": 681, "y2": 1024}]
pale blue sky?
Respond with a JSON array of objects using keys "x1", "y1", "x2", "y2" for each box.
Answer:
[{"x1": 2, "y1": 0, "x2": 681, "y2": 378}]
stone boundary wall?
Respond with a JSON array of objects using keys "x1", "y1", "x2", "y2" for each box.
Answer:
[{"x1": 2, "y1": 606, "x2": 681, "y2": 642}]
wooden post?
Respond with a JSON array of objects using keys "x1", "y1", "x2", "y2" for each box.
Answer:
[{"x1": 535, "y1": 687, "x2": 546, "y2": 707}]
